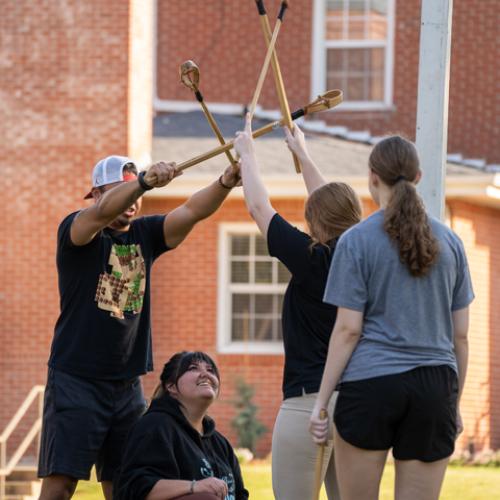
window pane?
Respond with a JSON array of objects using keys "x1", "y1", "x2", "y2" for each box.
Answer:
[
  {"x1": 255, "y1": 294, "x2": 273, "y2": 314},
  {"x1": 232, "y1": 294, "x2": 251, "y2": 314},
  {"x1": 232, "y1": 317, "x2": 251, "y2": 341},
  {"x1": 327, "y1": 48, "x2": 384, "y2": 102},
  {"x1": 347, "y1": 16, "x2": 366, "y2": 40},
  {"x1": 349, "y1": 0, "x2": 366, "y2": 12},
  {"x1": 327, "y1": 0, "x2": 344, "y2": 10},
  {"x1": 255, "y1": 261, "x2": 272, "y2": 283},
  {"x1": 276, "y1": 318, "x2": 283, "y2": 340},
  {"x1": 231, "y1": 261, "x2": 249, "y2": 283},
  {"x1": 231, "y1": 235, "x2": 249, "y2": 256},
  {"x1": 254, "y1": 318, "x2": 273, "y2": 341},
  {"x1": 278, "y1": 262, "x2": 291, "y2": 283},
  {"x1": 277, "y1": 293, "x2": 284, "y2": 311},
  {"x1": 255, "y1": 235, "x2": 268, "y2": 256},
  {"x1": 346, "y1": 76, "x2": 365, "y2": 100},
  {"x1": 326, "y1": 0, "x2": 388, "y2": 42},
  {"x1": 370, "y1": 0, "x2": 387, "y2": 15},
  {"x1": 367, "y1": 11, "x2": 387, "y2": 39}
]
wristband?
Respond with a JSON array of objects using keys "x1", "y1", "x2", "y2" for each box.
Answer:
[
  {"x1": 218, "y1": 175, "x2": 233, "y2": 190},
  {"x1": 138, "y1": 171, "x2": 154, "y2": 191},
  {"x1": 190, "y1": 479, "x2": 196, "y2": 494}
]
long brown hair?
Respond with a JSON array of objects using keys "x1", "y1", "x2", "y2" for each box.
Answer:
[
  {"x1": 305, "y1": 182, "x2": 362, "y2": 247},
  {"x1": 369, "y1": 135, "x2": 439, "y2": 277}
]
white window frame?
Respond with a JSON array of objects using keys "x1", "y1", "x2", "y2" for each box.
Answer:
[
  {"x1": 311, "y1": 0, "x2": 395, "y2": 110},
  {"x1": 217, "y1": 223, "x2": 285, "y2": 355}
]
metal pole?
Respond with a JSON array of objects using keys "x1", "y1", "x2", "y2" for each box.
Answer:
[{"x1": 415, "y1": 0, "x2": 453, "y2": 220}]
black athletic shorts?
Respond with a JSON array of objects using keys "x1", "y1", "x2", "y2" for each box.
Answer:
[
  {"x1": 334, "y1": 365, "x2": 458, "y2": 462},
  {"x1": 38, "y1": 368, "x2": 146, "y2": 481}
]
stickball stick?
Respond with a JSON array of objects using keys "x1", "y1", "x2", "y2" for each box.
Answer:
[
  {"x1": 179, "y1": 60, "x2": 238, "y2": 168},
  {"x1": 255, "y1": 0, "x2": 301, "y2": 173},
  {"x1": 312, "y1": 408, "x2": 328, "y2": 500},
  {"x1": 248, "y1": 1, "x2": 289, "y2": 120},
  {"x1": 174, "y1": 90, "x2": 343, "y2": 172}
]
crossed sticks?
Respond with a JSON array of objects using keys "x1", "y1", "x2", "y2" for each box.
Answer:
[{"x1": 176, "y1": 1, "x2": 343, "y2": 176}]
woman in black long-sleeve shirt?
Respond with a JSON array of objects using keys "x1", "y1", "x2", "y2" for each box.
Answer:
[
  {"x1": 234, "y1": 115, "x2": 362, "y2": 500},
  {"x1": 114, "y1": 352, "x2": 249, "y2": 500}
]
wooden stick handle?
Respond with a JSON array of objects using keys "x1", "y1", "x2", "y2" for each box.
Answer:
[
  {"x1": 258, "y1": 11, "x2": 301, "y2": 173},
  {"x1": 175, "y1": 118, "x2": 282, "y2": 172},
  {"x1": 174, "y1": 90, "x2": 343, "y2": 172},
  {"x1": 199, "y1": 98, "x2": 238, "y2": 167},
  {"x1": 313, "y1": 408, "x2": 328, "y2": 500},
  {"x1": 248, "y1": 18, "x2": 283, "y2": 119}
]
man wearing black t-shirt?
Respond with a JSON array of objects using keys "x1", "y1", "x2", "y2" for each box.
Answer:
[{"x1": 38, "y1": 156, "x2": 240, "y2": 500}]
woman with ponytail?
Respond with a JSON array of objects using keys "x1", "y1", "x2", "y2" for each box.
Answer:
[
  {"x1": 309, "y1": 135, "x2": 474, "y2": 500},
  {"x1": 234, "y1": 114, "x2": 362, "y2": 500},
  {"x1": 114, "y1": 352, "x2": 248, "y2": 500}
]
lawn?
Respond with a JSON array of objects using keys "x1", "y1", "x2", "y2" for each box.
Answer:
[{"x1": 74, "y1": 463, "x2": 500, "y2": 499}]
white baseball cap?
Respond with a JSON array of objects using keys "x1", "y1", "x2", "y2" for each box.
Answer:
[{"x1": 84, "y1": 155, "x2": 138, "y2": 199}]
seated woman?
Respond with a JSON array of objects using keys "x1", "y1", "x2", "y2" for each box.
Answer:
[{"x1": 114, "y1": 351, "x2": 249, "y2": 500}]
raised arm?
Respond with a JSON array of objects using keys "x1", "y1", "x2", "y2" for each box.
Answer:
[
  {"x1": 234, "y1": 113, "x2": 276, "y2": 236},
  {"x1": 71, "y1": 162, "x2": 179, "y2": 246},
  {"x1": 163, "y1": 164, "x2": 240, "y2": 248},
  {"x1": 284, "y1": 125, "x2": 328, "y2": 194}
]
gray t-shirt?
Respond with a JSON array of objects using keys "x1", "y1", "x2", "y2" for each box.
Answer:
[{"x1": 324, "y1": 210, "x2": 474, "y2": 382}]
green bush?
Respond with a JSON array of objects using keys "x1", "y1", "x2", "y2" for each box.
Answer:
[{"x1": 230, "y1": 378, "x2": 267, "y2": 454}]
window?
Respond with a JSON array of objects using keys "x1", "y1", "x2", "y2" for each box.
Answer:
[
  {"x1": 312, "y1": 0, "x2": 395, "y2": 109},
  {"x1": 217, "y1": 224, "x2": 290, "y2": 354}
]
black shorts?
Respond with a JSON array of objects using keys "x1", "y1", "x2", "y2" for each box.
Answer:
[
  {"x1": 38, "y1": 368, "x2": 146, "y2": 481},
  {"x1": 334, "y1": 365, "x2": 458, "y2": 462}
]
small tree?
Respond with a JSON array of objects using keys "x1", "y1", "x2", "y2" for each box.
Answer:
[{"x1": 231, "y1": 378, "x2": 267, "y2": 453}]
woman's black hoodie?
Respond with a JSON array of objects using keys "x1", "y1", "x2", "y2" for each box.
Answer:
[{"x1": 113, "y1": 394, "x2": 249, "y2": 500}]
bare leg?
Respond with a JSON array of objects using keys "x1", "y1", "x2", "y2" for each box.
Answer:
[
  {"x1": 101, "y1": 480, "x2": 113, "y2": 500},
  {"x1": 334, "y1": 428, "x2": 388, "y2": 500},
  {"x1": 394, "y1": 457, "x2": 449, "y2": 500},
  {"x1": 38, "y1": 475, "x2": 78, "y2": 500}
]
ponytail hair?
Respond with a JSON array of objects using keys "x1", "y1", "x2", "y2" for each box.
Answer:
[{"x1": 369, "y1": 136, "x2": 439, "y2": 277}]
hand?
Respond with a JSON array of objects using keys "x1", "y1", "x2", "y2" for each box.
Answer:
[
  {"x1": 284, "y1": 125, "x2": 308, "y2": 160},
  {"x1": 220, "y1": 162, "x2": 242, "y2": 188},
  {"x1": 143, "y1": 161, "x2": 182, "y2": 188},
  {"x1": 194, "y1": 477, "x2": 228, "y2": 499},
  {"x1": 309, "y1": 405, "x2": 329, "y2": 445},
  {"x1": 233, "y1": 113, "x2": 255, "y2": 159},
  {"x1": 456, "y1": 409, "x2": 464, "y2": 436}
]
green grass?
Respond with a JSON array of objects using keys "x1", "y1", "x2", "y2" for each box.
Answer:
[{"x1": 74, "y1": 463, "x2": 500, "y2": 499}]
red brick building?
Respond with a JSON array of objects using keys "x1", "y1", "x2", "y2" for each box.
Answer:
[{"x1": 0, "y1": 0, "x2": 498, "y2": 467}]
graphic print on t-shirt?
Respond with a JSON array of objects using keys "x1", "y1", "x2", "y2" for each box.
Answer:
[{"x1": 95, "y1": 244, "x2": 146, "y2": 319}]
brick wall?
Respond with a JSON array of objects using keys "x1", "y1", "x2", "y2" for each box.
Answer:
[
  {"x1": 450, "y1": 201, "x2": 500, "y2": 452},
  {"x1": 156, "y1": 0, "x2": 499, "y2": 163},
  {"x1": 156, "y1": 0, "x2": 312, "y2": 114},
  {"x1": 0, "y1": 0, "x2": 151, "y2": 450}
]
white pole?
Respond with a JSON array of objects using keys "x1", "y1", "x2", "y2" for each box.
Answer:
[{"x1": 415, "y1": 0, "x2": 453, "y2": 220}]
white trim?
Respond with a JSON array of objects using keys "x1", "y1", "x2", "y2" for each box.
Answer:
[
  {"x1": 325, "y1": 40, "x2": 387, "y2": 48},
  {"x1": 152, "y1": 0, "x2": 158, "y2": 109},
  {"x1": 311, "y1": 0, "x2": 395, "y2": 108},
  {"x1": 311, "y1": 0, "x2": 327, "y2": 107},
  {"x1": 154, "y1": 97, "x2": 245, "y2": 115},
  {"x1": 217, "y1": 223, "x2": 285, "y2": 355}
]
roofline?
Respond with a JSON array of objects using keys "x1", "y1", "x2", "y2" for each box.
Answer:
[{"x1": 147, "y1": 173, "x2": 500, "y2": 207}]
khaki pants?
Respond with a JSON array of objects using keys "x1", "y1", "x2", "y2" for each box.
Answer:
[{"x1": 271, "y1": 392, "x2": 339, "y2": 500}]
